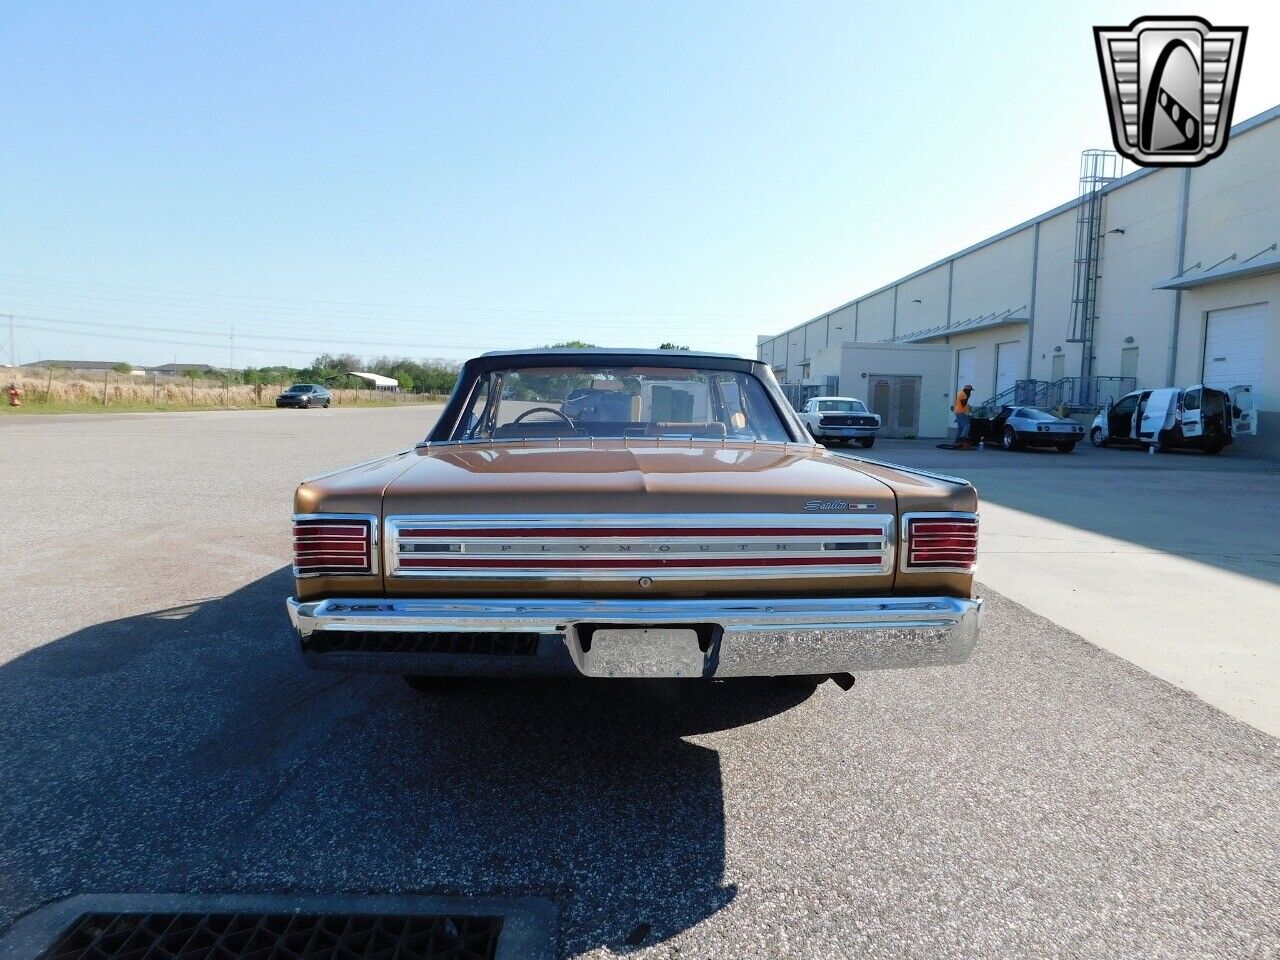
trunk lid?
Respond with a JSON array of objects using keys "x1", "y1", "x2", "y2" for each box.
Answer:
[{"x1": 381, "y1": 440, "x2": 898, "y2": 598}]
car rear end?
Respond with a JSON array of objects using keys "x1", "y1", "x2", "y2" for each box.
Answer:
[
  {"x1": 1022, "y1": 419, "x2": 1085, "y2": 446},
  {"x1": 286, "y1": 446, "x2": 981, "y2": 681}
]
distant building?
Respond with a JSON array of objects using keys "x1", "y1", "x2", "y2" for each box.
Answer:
[
  {"x1": 349, "y1": 371, "x2": 401, "y2": 391},
  {"x1": 20, "y1": 360, "x2": 133, "y2": 373},
  {"x1": 758, "y1": 103, "x2": 1280, "y2": 457},
  {"x1": 147, "y1": 363, "x2": 220, "y2": 375}
]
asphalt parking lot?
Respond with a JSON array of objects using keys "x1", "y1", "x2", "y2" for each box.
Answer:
[
  {"x1": 834, "y1": 435, "x2": 1280, "y2": 737},
  {"x1": 2, "y1": 407, "x2": 1278, "y2": 959}
]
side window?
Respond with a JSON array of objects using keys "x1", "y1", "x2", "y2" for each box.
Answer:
[
  {"x1": 1113, "y1": 395, "x2": 1137, "y2": 417},
  {"x1": 738, "y1": 376, "x2": 792, "y2": 442},
  {"x1": 715, "y1": 376, "x2": 748, "y2": 432},
  {"x1": 1183, "y1": 388, "x2": 1200, "y2": 411},
  {"x1": 460, "y1": 376, "x2": 492, "y2": 438}
]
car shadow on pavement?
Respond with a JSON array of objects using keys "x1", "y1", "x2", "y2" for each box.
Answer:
[{"x1": 0, "y1": 568, "x2": 814, "y2": 956}]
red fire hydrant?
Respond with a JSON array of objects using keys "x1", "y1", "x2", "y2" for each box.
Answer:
[{"x1": 7, "y1": 384, "x2": 21, "y2": 407}]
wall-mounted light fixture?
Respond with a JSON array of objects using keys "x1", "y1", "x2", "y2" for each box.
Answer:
[
  {"x1": 1107, "y1": 228, "x2": 1126, "y2": 235},
  {"x1": 1054, "y1": 345, "x2": 1063, "y2": 353},
  {"x1": 1124, "y1": 336, "x2": 1135, "y2": 344},
  {"x1": 911, "y1": 298, "x2": 922, "y2": 304}
]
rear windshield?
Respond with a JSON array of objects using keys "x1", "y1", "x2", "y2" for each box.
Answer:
[
  {"x1": 452, "y1": 364, "x2": 792, "y2": 442},
  {"x1": 818, "y1": 399, "x2": 866, "y2": 412},
  {"x1": 1016, "y1": 407, "x2": 1059, "y2": 421}
]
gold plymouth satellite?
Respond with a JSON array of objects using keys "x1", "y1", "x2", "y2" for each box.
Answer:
[{"x1": 287, "y1": 348, "x2": 981, "y2": 691}]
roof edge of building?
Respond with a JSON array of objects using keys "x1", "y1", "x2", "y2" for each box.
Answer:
[{"x1": 762, "y1": 101, "x2": 1280, "y2": 348}]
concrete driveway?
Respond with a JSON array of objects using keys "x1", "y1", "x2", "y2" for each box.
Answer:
[
  {"x1": 835, "y1": 438, "x2": 1280, "y2": 736},
  {"x1": 1, "y1": 408, "x2": 1278, "y2": 959}
]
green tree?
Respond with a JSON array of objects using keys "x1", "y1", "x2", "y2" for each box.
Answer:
[{"x1": 111, "y1": 362, "x2": 133, "y2": 374}]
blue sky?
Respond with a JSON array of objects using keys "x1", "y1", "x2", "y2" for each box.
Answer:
[{"x1": 2, "y1": 1, "x2": 1277, "y2": 368}]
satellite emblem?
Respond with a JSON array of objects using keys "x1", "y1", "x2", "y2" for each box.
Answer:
[{"x1": 1094, "y1": 16, "x2": 1247, "y2": 167}]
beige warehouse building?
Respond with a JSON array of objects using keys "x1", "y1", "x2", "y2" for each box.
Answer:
[{"x1": 758, "y1": 104, "x2": 1280, "y2": 454}]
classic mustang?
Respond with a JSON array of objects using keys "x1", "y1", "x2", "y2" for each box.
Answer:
[{"x1": 287, "y1": 348, "x2": 982, "y2": 689}]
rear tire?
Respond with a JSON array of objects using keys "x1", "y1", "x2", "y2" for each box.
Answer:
[
  {"x1": 1001, "y1": 426, "x2": 1019, "y2": 451},
  {"x1": 1204, "y1": 441, "x2": 1224, "y2": 455},
  {"x1": 1056, "y1": 441, "x2": 1076, "y2": 453},
  {"x1": 1090, "y1": 427, "x2": 1107, "y2": 448},
  {"x1": 857, "y1": 437, "x2": 875, "y2": 448}
]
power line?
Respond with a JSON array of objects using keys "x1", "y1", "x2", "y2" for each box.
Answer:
[
  {"x1": 0, "y1": 270, "x2": 792, "y2": 318},
  {"x1": 8, "y1": 312, "x2": 551, "y2": 352},
  {"x1": 0, "y1": 290, "x2": 711, "y2": 336},
  {"x1": 11, "y1": 320, "x2": 478, "y2": 360}
]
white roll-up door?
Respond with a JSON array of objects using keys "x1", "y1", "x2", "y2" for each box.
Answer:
[
  {"x1": 1203, "y1": 303, "x2": 1267, "y2": 391},
  {"x1": 955, "y1": 348, "x2": 976, "y2": 393},
  {"x1": 994, "y1": 341, "x2": 1022, "y2": 399}
]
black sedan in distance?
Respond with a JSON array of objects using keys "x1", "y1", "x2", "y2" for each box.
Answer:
[{"x1": 275, "y1": 383, "x2": 331, "y2": 408}]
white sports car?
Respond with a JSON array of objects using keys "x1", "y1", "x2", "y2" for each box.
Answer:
[{"x1": 798, "y1": 396, "x2": 881, "y2": 448}]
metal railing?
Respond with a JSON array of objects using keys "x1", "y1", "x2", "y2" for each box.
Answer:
[
  {"x1": 976, "y1": 376, "x2": 1135, "y2": 414},
  {"x1": 780, "y1": 377, "x2": 839, "y2": 411}
]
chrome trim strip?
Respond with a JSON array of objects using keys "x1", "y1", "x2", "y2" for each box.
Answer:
[
  {"x1": 286, "y1": 594, "x2": 982, "y2": 678},
  {"x1": 390, "y1": 512, "x2": 889, "y2": 528},
  {"x1": 835, "y1": 454, "x2": 972, "y2": 487},
  {"x1": 898, "y1": 511, "x2": 979, "y2": 574},
  {"x1": 292, "y1": 512, "x2": 380, "y2": 578},
  {"x1": 299, "y1": 452, "x2": 411, "y2": 485},
  {"x1": 384, "y1": 513, "x2": 895, "y2": 580}
]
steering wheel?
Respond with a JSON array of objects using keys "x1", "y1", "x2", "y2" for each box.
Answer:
[{"x1": 512, "y1": 406, "x2": 574, "y2": 426}]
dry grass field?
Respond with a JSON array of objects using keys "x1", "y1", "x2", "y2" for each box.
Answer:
[{"x1": 1, "y1": 366, "x2": 442, "y2": 414}]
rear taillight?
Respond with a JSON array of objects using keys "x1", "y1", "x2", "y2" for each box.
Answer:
[
  {"x1": 902, "y1": 514, "x2": 978, "y2": 571},
  {"x1": 293, "y1": 515, "x2": 377, "y2": 576}
]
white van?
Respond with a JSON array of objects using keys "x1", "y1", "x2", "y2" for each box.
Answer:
[{"x1": 1090, "y1": 384, "x2": 1256, "y2": 454}]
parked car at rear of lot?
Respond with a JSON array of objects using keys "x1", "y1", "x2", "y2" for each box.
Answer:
[
  {"x1": 276, "y1": 383, "x2": 331, "y2": 408},
  {"x1": 972, "y1": 406, "x2": 1085, "y2": 452},
  {"x1": 1090, "y1": 384, "x2": 1255, "y2": 453},
  {"x1": 798, "y1": 396, "x2": 881, "y2": 447}
]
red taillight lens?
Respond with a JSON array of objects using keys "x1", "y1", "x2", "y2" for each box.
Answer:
[
  {"x1": 905, "y1": 515, "x2": 978, "y2": 570},
  {"x1": 293, "y1": 517, "x2": 374, "y2": 575}
]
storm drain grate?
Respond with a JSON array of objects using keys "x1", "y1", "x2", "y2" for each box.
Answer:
[
  {"x1": 307, "y1": 631, "x2": 540, "y2": 656},
  {"x1": 39, "y1": 913, "x2": 503, "y2": 960}
]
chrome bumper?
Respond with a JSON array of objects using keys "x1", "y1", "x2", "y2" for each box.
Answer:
[
  {"x1": 817, "y1": 426, "x2": 877, "y2": 437},
  {"x1": 287, "y1": 595, "x2": 981, "y2": 678}
]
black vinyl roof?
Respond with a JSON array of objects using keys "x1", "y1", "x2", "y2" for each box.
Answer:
[
  {"x1": 468, "y1": 347, "x2": 760, "y2": 373},
  {"x1": 426, "y1": 348, "x2": 781, "y2": 442}
]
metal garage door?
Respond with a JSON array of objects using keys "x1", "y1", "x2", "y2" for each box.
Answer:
[
  {"x1": 869, "y1": 374, "x2": 921, "y2": 437},
  {"x1": 1203, "y1": 303, "x2": 1267, "y2": 391},
  {"x1": 994, "y1": 341, "x2": 1021, "y2": 400},
  {"x1": 955, "y1": 348, "x2": 976, "y2": 393}
]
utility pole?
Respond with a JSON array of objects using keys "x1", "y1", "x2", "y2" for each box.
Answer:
[
  {"x1": 229, "y1": 324, "x2": 236, "y2": 374},
  {"x1": 5, "y1": 315, "x2": 16, "y2": 368}
]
